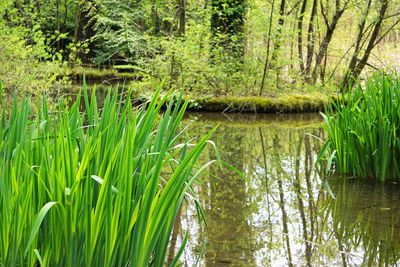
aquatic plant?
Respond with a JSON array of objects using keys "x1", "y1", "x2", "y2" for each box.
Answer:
[
  {"x1": 320, "y1": 74, "x2": 400, "y2": 182},
  {"x1": 0, "y1": 82, "x2": 215, "y2": 266}
]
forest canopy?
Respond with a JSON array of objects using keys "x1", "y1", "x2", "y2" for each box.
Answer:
[{"x1": 1, "y1": 0, "x2": 399, "y2": 95}]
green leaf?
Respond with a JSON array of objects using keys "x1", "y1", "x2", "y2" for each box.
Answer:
[{"x1": 25, "y1": 202, "x2": 57, "y2": 256}]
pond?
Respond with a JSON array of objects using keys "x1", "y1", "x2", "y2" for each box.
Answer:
[{"x1": 169, "y1": 112, "x2": 400, "y2": 266}]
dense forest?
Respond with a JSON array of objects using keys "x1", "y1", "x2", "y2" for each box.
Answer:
[{"x1": 1, "y1": 0, "x2": 400, "y2": 95}]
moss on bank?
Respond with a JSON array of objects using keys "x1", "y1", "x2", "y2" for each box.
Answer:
[
  {"x1": 62, "y1": 82, "x2": 340, "y2": 114},
  {"x1": 67, "y1": 66, "x2": 141, "y2": 83},
  {"x1": 186, "y1": 93, "x2": 339, "y2": 113}
]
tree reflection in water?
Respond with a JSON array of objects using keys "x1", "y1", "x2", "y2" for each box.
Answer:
[{"x1": 173, "y1": 113, "x2": 400, "y2": 266}]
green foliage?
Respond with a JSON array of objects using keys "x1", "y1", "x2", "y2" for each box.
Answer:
[
  {"x1": 210, "y1": 0, "x2": 246, "y2": 57},
  {"x1": 0, "y1": 85, "x2": 214, "y2": 266},
  {"x1": 2, "y1": 0, "x2": 399, "y2": 96},
  {"x1": 320, "y1": 74, "x2": 400, "y2": 182},
  {"x1": 0, "y1": 24, "x2": 68, "y2": 94},
  {"x1": 134, "y1": 28, "x2": 249, "y2": 96},
  {"x1": 0, "y1": 2, "x2": 69, "y2": 94},
  {"x1": 93, "y1": 0, "x2": 150, "y2": 64}
]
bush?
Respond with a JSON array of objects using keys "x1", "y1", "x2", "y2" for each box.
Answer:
[{"x1": 0, "y1": 23, "x2": 68, "y2": 95}]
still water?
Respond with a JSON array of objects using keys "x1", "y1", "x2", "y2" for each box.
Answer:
[{"x1": 171, "y1": 112, "x2": 400, "y2": 266}]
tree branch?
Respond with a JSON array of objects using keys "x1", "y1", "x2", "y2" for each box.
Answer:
[{"x1": 373, "y1": 19, "x2": 400, "y2": 47}]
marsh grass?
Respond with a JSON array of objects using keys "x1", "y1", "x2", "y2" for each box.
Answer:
[
  {"x1": 320, "y1": 74, "x2": 400, "y2": 182},
  {"x1": 0, "y1": 82, "x2": 215, "y2": 266}
]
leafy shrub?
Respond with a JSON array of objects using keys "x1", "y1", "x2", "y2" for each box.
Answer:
[{"x1": 0, "y1": 24, "x2": 68, "y2": 95}]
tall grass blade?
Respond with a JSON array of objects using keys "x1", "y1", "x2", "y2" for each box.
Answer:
[{"x1": 320, "y1": 73, "x2": 400, "y2": 182}]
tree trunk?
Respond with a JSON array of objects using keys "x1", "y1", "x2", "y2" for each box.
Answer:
[
  {"x1": 178, "y1": 0, "x2": 186, "y2": 35},
  {"x1": 346, "y1": 0, "x2": 388, "y2": 86},
  {"x1": 151, "y1": 3, "x2": 160, "y2": 35},
  {"x1": 74, "y1": 0, "x2": 96, "y2": 63},
  {"x1": 346, "y1": 0, "x2": 372, "y2": 79},
  {"x1": 260, "y1": 0, "x2": 275, "y2": 95},
  {"x1": 271, "y1": 0, "x2": 286, "y2": 65},
  {"x1": 56, "y1": 0, "x2": 60, "y2": 51},
  {"x1": 311, "y1": 1, "x2": 346, "y2": 83},
  {"x1": 304, "y1": 0, "x2": 317, "y2": 77},
  {"x1": 297, "y1": 0, "x2": 307, "y2": 72},
  {"x1": 35, "y1": 0, "x2": 41, "y2": 13}
]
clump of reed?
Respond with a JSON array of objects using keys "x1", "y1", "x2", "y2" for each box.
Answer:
[
  {"x1": 320, "y1": 74, "x2": 400, "y2": 182},
  {"x1": 0, "y1": 82, "x2": 215, "y2": 266}
]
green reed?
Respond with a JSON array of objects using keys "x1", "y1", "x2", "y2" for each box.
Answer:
[
  {"x1": 0, "y1": 82, "x2": 216, "y2": 266},
  {"x1": 320, "y1": 74, "x2": 400, "y2": 182}
]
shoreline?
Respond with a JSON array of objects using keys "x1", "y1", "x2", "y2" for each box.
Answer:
[{"x1": 182, "y1": 93, "x2": 338, "y2": 113}]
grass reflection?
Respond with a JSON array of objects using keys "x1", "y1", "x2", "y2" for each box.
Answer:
[{"x1": 327, "y1": 178, "x2": 400, "y2": 266}]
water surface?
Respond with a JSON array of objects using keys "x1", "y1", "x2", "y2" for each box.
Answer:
[{"x1": 171, "y1": 112, "x2": 400, "y2": 266}]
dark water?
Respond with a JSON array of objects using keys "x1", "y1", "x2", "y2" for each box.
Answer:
[{"x1": 170, "y1": 112, "x2": 400, "y2": 266}]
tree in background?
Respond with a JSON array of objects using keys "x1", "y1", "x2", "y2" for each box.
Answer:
[
  {"x1": 1, "y1": 0, "x2": 400, "y2": 95},
  {"x1": 210, "y1": 0, "x2": 246, "y2": 59},
  {"x1": 93, "y1": 0, "x2": 148, "y2": 65},
  {"x1": 343, "y1": 0, "x2": 395, "y2": 89},
  {"x1": 72, "y1": 0, "x2": 97, "y2": 64}
]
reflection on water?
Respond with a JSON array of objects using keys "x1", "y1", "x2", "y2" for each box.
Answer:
[
  {"x1": 171, "y1": 112, "x2": 400, "y2": 266},
  {"x1": 327, "y1": 178, "x2": 400, "y2": 266}
]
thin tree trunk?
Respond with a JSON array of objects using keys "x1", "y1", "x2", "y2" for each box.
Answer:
[
  {"x1": 35, "y1": 0, "x2": 41, "y2": 13},
  {"x1": 260, "y1": 0, "x2": 275, "y2": 95},
  {"x1": 273, "y1": 134, "x2": 293, "y2": 267},
  {"x1": 271, "y1": 0, "x2": 286, "y2": 65},
  {"x1": 349, "y1": 0, "x2": 389, "y2": 84},
  {"x1": 304, "y1": 0, "x2": 317, "y2": 77},
  {"x1": 74, "y1": 0, "x2": 96, "y2": 63},
  {"x1": 290, "y1": 15, "x2": 297, "y2": 71},
  {"x1": 293, "y1": 136, "x2": 312, "y2": 267},
  {"x1": 178, "y1": 0, "x2": 186, "y2": 35},
  {"x1": 343, "y1": 0, "x2": 372, "y2": 88},
  {"x1": 297, "y1": 0, "x2": 308, "y2": 72},
  {"x1": 151, "y1": 3, "x2": 160, "y2": 35},
  {"x1": 311, "y1": 1, "x2": 347, "y2": 83},
  {"x1": 63, "y1": 0, "x2": 68, "y2": 27},
  {"x1": 304, "y1": 134, "x2": 315, "y2": 239},
  {"x1": 56, "y1": 0, "x2": 60, "y2": 51},
  {"x1": 321, "y1": 52, "x2": 327, "y2": 84},
  {"x1": 271, "y1": 0, "x2": 286, "y2": 87}
]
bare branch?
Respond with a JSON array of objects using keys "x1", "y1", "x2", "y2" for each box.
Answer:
[
  {"x1": 320, "y1": 1, "x2": 330, "y2": 30},
  {"x1": 286, "y1": 0, "x2": 302, "y2": 15},
  {"x1": 373, "y1": 19, "x2": 400, "y2": 47},
  {"x1": 384, "y1": 11, "x2": 400, "y2": 20}
]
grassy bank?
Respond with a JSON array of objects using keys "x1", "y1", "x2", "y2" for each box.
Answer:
[
  {"x1": 188, "y1": 93, "x2": 338, "y2": 113},
  {"x1": 67, "y1": 66, "x2": 142, "y2": 84},
  {"x1": 0, "y1": 83, "x2": 214, "y2": 266},
  {"x1": 57, "y1": 80, "x2": 340, "y2": 114}
]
